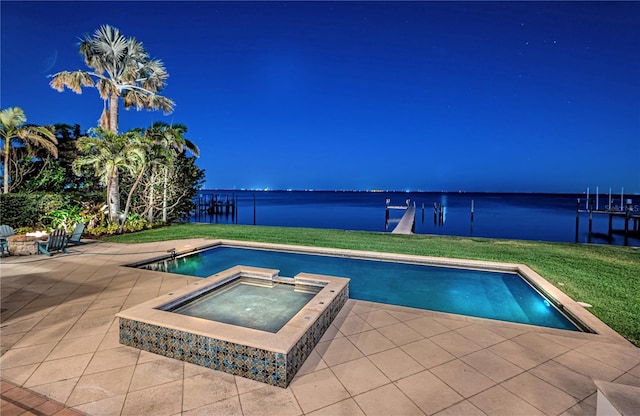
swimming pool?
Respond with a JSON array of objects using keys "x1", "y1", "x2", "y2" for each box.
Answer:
[{"x1": 135, "y1": 242, "x2": 588, "y2": 332}]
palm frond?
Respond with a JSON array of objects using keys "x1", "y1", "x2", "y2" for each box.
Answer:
[
  {"x1": 183, "y1": 138, "x2": 200, "y2": 157},
  {"x1": 96, "y1": 78, "x2": 116, "y2": 100},
  {"x1": 139, "y1": 59, "x2": 169, "y2": 92},
  {"x1": 0, "y1": 107, "x2": 27, "y2": 129},
  {"x1": 148, "y1": 95, "x2": 175, "y2": 114},
  {"x1": 49, "y1": 71, "x2": 94, "y2": 94},
  {"x1": 125, "y1": 37, "x2": 149, "y2": 63},
  {"x1": 79, "y1": 35, "x2": 94, "y2": 67},
  {"x1": 13, "y1": 125, "x2": 58, "y2": 158},
  {"x1": 93, "y1": 25, "x2": 128, "y2": 69},
  {"x1": 121, "y1": 89, "x2": 146, "y2": 110}
]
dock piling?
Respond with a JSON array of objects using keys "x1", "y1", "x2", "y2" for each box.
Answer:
[
  {"x1": 588, "y1": 199, "x2": 593, "y2": 244},
  {"x1": 193, "y1": 192, "x2": 237, "y2": 223},
  {"x1": 471, "y1": 199, "x2": 475, "y2": 222},
  {"x1": 586, "y1": 187, "x2": 589, "y2": 210},
  {"x1": 579, "y1": 186, "x2": 640, "y2": 245},
  {"x1": 575, "y1": 198, "x2": 580, "y2": 243},
  {"x1": 624, "y1": 201, "x2": 631, "y2": 246},
  {"x1": 235, "y1": 193, "x2": 238, "y2": 224}
]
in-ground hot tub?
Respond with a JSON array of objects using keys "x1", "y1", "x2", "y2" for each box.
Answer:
[
  {"x1": 117, "y1": 265, "x2": 349, "y2": 388},
  {"x1": 165, "y1": 276, "x2": 323, "y2": 333}
]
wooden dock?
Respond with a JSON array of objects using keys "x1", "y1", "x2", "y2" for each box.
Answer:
[
  {"x1": 193, "y1": 193, "x2": 238, "y2": 223},
  {"x1": 576, "y1": 198, "x2": 640, "y2": 245},
  {"x1": 391, "y1": 204, "x2": 416, "y2": 234}
]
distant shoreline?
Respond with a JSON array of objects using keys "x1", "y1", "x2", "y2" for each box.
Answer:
[{"x1": 199, "y1": 189, "x2": 640, "y2": 197}]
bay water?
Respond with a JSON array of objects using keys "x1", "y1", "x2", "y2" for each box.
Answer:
[{"x1": 190, "y1": 190, "x2": 639, "y2": 246}]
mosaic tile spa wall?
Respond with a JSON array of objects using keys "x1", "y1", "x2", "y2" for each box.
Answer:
[{"x1": 119, "y1": 283, "x2": 348, "y2": 387}]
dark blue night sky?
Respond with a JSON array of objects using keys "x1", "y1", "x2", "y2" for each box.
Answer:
[{"x1": 2, "y1": 1, "x2": 639, "y2": 193}]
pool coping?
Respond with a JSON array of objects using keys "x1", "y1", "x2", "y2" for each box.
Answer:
[{"x1": 130, "y1": 238, "x2": 628, "y2": 345}]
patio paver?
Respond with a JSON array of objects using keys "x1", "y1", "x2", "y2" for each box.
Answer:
[{"x1": 1, "y1": 238, "x2": 638, "y2": 415}]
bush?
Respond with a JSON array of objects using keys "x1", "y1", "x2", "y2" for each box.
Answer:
[
  {"x1": 122, "y1": 213, "x2": 149, "y2": 233},
  {"x1": 1, "y1": 190, "x2": 165, "y2": 237},
  {"x1": 86, "y1": 223, "x2": 119, "y2": 237},
  {"x1": 0, "y1": 191, "x2": 105, "y2": 229},
  {"x1": 40, "y1": 206, "x2": 83, "y2": 232},
  {"x1": 0, "y1": 192, "x2": 67, "y2": 228}
]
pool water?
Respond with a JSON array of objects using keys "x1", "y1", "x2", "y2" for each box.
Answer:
[
  {"x1": 166, "y1": 279, "x2": 320, "y2": 333},
  {"x1": 141, "y1": 245, "x2": 580, "y2": 331}
]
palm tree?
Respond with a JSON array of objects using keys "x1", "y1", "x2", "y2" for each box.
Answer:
[
  {"x1": 138, "y1": 140, "x2": 172, "y2": 223},
  {"x1": 141, "y1": 122, "x2": 199, "y2": 222},
  {"x1": 1, "y1": 107, "x2": 58, "y2": 193},
  {"x1": 72, "y1": 128, "x2": 144, "y2": 222},
  {"x1": 49, "y1": 25, "x2": 174, "y2": 134},
  {"x1": 119, "y1": 137, "x2": 148, "y2": 233}
]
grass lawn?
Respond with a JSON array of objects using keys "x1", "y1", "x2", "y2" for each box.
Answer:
[{"x1": 106, "y1": 224, "x2": 640, "y2": 347}]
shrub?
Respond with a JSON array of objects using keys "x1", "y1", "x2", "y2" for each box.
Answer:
[
  {"x1": 86, "y1": 223, "x2": 119, "y2": 237},
  {"x1": 122, "y1": 213, "x2": 149, "y2": 232},
  {"x1": 40, "y1": 206, "x2": 83, "y2": 232},
  {"x1": 0, "y1": 192, "x2": 66, "y2": 228}
]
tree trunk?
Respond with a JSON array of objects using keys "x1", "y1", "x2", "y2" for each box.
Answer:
[
  {"x1": 108, "y1": 169, "x2": 120, "y2": 223},
  {"x1": 162, "y1": 167, "x2": 168, "y2": 223},
  {"x1": 119, "y1": 168, "x2": 145, "y2": 233},
  {"x1": 99, "y1": 101, "x2": 110, "y2": 131},
  {"x1": 108, "y1": 94, "x2": 119, "y2": 133},
  {"x1": 3, "y1": 140, "x2": 9, "y2": 194},
  {"x1": 147, "y1": 170, "x2": 155, "y2": 223},
  {"x1": 106, "y1": 93, "x2": 120, "y2": 222}
]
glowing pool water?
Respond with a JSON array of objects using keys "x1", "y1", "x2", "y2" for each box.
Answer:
[{"x1": 134, "y1": 242, "x2": 588, "y2": 332}]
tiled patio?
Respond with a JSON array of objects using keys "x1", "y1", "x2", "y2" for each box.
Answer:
[{"x1": 1, "y1": 239, "x2": 638, "y2": 416}]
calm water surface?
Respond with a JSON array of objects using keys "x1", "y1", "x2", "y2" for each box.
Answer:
[
  {"x1": 143, "y1": 245, "x2": 580, "y2": 331},
  {"x1": 190, "y1": 191, "x2": 639, "y2": 246}
]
